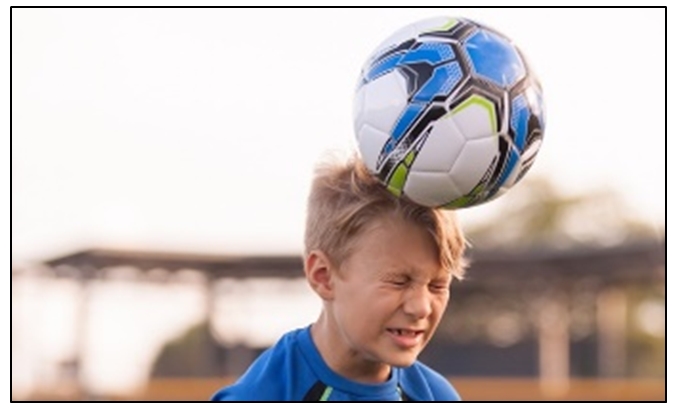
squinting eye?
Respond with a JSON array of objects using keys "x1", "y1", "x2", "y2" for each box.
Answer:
[
  {"x1": 389, "y1": 277, "x2": 410, "y2": 286},
  {"x1": 430, "y1": 283, "x2": 449, "y2": 292}
]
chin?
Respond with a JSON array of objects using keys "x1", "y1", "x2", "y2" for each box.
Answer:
[{"x1": 382, "y1": 351, "x2": 419, "y2": 368}]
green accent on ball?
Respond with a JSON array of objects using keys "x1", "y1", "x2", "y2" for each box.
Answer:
[
  {"x1": 387, "y1": 185, "x2": 402, "y2": 197},
  {"x1": 388, "y1": 163, "x2": 409, "y2": 197},
  {"x1": 423, "y1": 18, "x2": 459, "y2": 33},
  {"x1": 442, "y1": 194, "x2": 473, "y2": 209},
  {"x1": 404, "y1": 151, "x2": 416, "y2": 166},
  {"x1": 450, "y1": 94, "x2": 498, "y2": 134},
  {"x1": 442, "y1": 182, "x2": 488, "y2": 209}
]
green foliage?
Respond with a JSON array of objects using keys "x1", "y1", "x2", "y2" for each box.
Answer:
[{"x1": 464, "y1": 177, "x2": 661, "y2": 249}]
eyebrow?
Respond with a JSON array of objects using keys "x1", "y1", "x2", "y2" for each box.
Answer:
[
  {"x1": 380, "y1": 269, "x2": 451, "y2": 282},
  {"x1": 380, "y1": 271, "x2": 410, "y2": 280}
]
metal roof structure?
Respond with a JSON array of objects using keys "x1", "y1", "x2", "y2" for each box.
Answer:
[{"x1": 38, "y1": 240, "x2": 665, "y2": 288}]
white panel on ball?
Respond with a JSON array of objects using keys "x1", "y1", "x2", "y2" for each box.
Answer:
[
  {"x1": 450, "y1": 98, "x2": 498, "y2": 140},
  {"x1": 370, "y1": 17, "x2": 449, "y2": 58},
  {"x1": 409, "y1": 115, "x2": 466, "y2": 173},
  {"x1": 356, "y1": 124, "x2": 391, "y2": 172},
  {"x1": 449, "y1": 137, "x2": 498, "y2": 193},
  {"x1": 352, "y1": 85, "x2": 367, "y2": 137},
  {"x1": 362, "y1": 71, "x2": 409, "y2": 134},
  {"x1": 412, "y1": 17, "x2": 459, "y2": 36},
  {"x1": 404, "y1": 171, "x2": 462, "y2": 208}
]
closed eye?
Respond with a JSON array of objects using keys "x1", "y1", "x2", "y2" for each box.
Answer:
[
  {"x1": 388, "y1": 275, "x2": 411, "y2": 286},
  {"x1": 429, "y1": 281, "x2": 450, "y2": 292}
]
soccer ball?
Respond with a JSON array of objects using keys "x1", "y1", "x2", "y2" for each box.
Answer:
[{"x1": 353, "y1": 17, "x2": 545, "y2": 208}]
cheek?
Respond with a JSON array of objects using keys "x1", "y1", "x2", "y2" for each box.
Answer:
[
  {"x1": 335, "y1": 284, "x2": 382, "y2": 321},
  {"x1": 431, "y1": 294, "x2": 450, "y2": 318},
  {"x1": 352, "y1": 291, "x2": 401, "y2": 327}
]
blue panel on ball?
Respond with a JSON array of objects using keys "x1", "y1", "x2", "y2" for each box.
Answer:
[
  {"x1": 412, "y1": 61, "x2": 463, "y2": 102},
  {"x1": 400, "y1": 42, "x2": 455, "y2": 65},
  {"x1": 510, "y1": 94, "x2": 529, "y2": 151},
  {"x1": 465, "y1": 29, "x2": 525, "y2": 88},
  {"x1": 386, "y1": 103, "x2": 426, "y2": 153},
  {"x1": 365, "y1": 52, "x2": 405, "y2": 82},
  {"x1": 497, "y1": 147, "x2": 519, "y2": 188}
]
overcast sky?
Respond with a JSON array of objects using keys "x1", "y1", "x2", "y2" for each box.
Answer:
[{"x1": 11, "y1": 7, "x2": 666, "y2": 264}]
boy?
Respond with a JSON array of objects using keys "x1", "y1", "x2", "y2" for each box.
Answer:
[{"x1": 211, "y1": 156, "x2": 467, "y2": 401}]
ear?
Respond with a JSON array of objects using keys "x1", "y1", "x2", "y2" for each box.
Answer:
[{"x1": 304, "y1": 250, "x2": 336, "y2": 301}]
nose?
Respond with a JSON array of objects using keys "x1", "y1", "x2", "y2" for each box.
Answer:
[{"x1": 402, "y1": 285, "x2": 433, "y2": 319}]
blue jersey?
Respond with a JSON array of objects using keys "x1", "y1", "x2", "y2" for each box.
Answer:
[{"x1": 211, "y1": 326, "x2": 461, "y2": 401}]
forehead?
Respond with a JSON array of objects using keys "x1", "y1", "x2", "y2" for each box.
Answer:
[{"x1": 343, "y1": 215, "x2": 445, "y2": 277}]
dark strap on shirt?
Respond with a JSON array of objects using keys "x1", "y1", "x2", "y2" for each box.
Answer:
[
  {"x1": 302, "y1": 381, "x2": 329, "y2": 401},
  {"x1": 399, "y1": 384, "x2": 412, "y2": 401}
]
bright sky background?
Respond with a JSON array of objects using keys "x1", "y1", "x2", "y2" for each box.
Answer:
[{"x1": 12, "y1": 8, "x2": 665, "y2": 264}]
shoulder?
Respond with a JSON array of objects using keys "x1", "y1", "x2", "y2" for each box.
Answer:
[
  {"x1": 210, "y1": 328, "x2": 309, "y2": 401},
  {"x1": 400, "y1": 361, "x2": 461, "y2": 401},
  {"x1": 210, "y1": 346, "x2": 282, "y2": 401}
]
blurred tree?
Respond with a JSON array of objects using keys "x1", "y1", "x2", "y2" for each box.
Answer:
[
  {"x1": 150, "y1": 321, "x2": 225, "y2": 378},
  {"x1": 150, "y1": 321, "x2": 266, "y2": 378},
  {"x1": 463, "y1": 177, "x2": 660, "y2": 250}
]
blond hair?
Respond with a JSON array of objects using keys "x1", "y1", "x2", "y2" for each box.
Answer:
[{"x1": 304, "y1": 155, "x2": 467, "y2": 279}]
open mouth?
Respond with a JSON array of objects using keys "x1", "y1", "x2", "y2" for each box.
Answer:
[
  {"x1": 387, "y1": 329, "x2": 423, "y2": 337},
  {"x1": 386, "y1": 328, "x2": 425, "y2": 348}
]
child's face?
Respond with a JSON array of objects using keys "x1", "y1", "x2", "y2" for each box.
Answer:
[{"x1": 330, "y1": 214, "x2": 451, "y2": 370}]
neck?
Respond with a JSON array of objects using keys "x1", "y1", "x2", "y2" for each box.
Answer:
[{"x1": 311, "y1": 311, "x2": 391, "y2": 384}]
